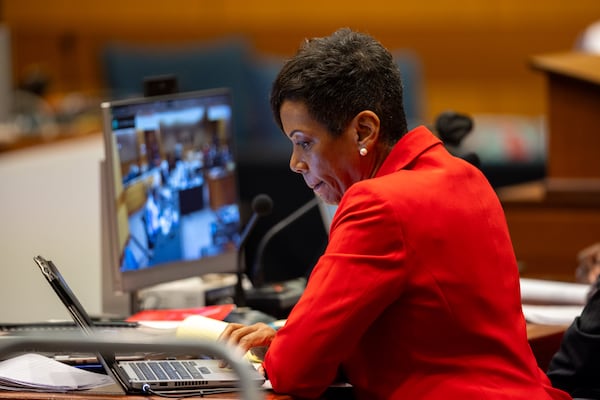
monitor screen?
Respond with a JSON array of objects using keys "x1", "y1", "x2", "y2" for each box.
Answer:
[{"x1": 101, "y1": 88, "x2": 240, "y2": 294}]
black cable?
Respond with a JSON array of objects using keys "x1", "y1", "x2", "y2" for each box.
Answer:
[{"x1": 142, "y1": 383, "x2": 245, "y2": 398}]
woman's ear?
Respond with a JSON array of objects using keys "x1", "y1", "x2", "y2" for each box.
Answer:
[{"x1": 355, "y1": 110, "x2": 380, "y2": 147}]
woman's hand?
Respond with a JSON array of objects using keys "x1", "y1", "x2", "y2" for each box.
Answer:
[
  {"x1": 218, "y1": 322, "x2": 277, "y2": 367},
  {"x1": 219, "y1": 322, "x2": 276, "y2": 352}
]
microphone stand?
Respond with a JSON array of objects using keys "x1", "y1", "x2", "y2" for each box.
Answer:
[
  {"x1": 234, "y1": 214, "x2": 258, "y2": 307},
  {"x1": 251, "y1": 197, "x2": 319, "y2": 287},
  {"x1": 234, "y1": 194, "x2": 273, "y2": 307}
]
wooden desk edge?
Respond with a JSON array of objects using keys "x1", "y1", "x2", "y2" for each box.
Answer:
[
  {"x1": 0, "y1": 387, "x2": 292, "y2": 400},
  {"x1": 527, "y1": 323, "x2": 568, "y2": 341}
]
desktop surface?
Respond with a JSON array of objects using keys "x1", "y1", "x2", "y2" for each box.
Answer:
[
  {"x1": 0, "y1": 387, "x2": 294, "y2": 400},
  {"x1": 0, "y1": 323, "x2": 564, "y2": 400}
]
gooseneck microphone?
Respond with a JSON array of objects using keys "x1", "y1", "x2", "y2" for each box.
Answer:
[
  {"x1": 237, "y1": 194, "x2": 274, "y2": 250},
  {"x1": 234, "y1": 193, "x2": 273, "y2": 306}
]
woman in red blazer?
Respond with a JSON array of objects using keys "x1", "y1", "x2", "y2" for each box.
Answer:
[{"x1": 220, "y1": 28, "x2": 571, "y2": 400}]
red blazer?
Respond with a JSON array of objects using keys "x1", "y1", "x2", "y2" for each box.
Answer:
[{"x1": 263, "y1": 126, "x2": 570, "y2": 400}]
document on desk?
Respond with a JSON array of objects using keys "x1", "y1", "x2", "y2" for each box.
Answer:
[
  {"x1": 0, "y1": 353, "x2": 114, "y2": 391},
  {"x1": 522, "y1": 304, "x2": 584, "y2": 325},
  {"x1": 520, "y1": 278, "x2": 590, "y2": 305}
]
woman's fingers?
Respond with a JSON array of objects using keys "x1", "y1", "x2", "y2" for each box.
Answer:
[{"x1": 217, "y1": 322, "x2": 277, "y2": 367}]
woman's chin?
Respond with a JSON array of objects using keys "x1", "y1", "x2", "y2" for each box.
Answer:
[{"x1": 314, "y1": 187, "x2": 339, "y2": 204}]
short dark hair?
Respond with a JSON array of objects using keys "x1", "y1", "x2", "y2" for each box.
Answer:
[{"x1": 270, "y1": 28, "x2": 408, "y2": 146}]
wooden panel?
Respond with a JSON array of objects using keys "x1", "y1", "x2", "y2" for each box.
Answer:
[
  {"x1": 503, "y1": 203, "x2": 600, "y2": 281},
  {"x1": 546, "y1": 73, "x2": 600, "y2": 179},
  {"x1": 497, "y1": 44, "x2": 600, "y2": 282},
  {"x1": 530, "y1": 52, "x2": 600, "y2": 85},
  {"x1": 529, "y1": 52, "x2": 600, "y2": 180}
]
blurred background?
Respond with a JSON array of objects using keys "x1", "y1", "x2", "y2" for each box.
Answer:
[
  {"x1": 0, "y1": 2, "x2": 595, "y2": 113},
  {"x1": 4, "y1": 0, "x2": 600, "y2": 175},
  {"x1": 2, "y1": 1, "x2": 599, "y2": 118},
  {"x1": 3, "y1": 1, "x2": 600, "y2": 181}
]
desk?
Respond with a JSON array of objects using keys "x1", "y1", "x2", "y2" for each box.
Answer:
[
  {"x1": 0, "y1": 388, "x2": 292, "y2": 400},
  {"x1": 0, "y1": 324, "x2": 565, "y2": 400},
  {"x1": 0, "y1": 382, "x2": 296, "y2": 400}
]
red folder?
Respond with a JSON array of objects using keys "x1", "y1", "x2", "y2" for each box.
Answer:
[{"x1": 126, "y1": 303, "x2": 235, "y2": 322}]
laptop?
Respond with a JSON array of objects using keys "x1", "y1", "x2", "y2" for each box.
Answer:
[{"x1": 33, "y1": 255, "x2": 265, "y2": 395}]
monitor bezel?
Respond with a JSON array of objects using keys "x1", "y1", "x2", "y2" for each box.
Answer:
[{"x1": 101, "y1": 88, "x2": 239, "y2": 294}]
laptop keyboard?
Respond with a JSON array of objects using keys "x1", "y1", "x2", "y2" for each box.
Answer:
[{"x1": 128, "y1": 360, "x2": 209, "y2": 381}]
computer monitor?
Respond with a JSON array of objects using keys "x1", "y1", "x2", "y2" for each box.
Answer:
[{"x1": 101, "y1": 88, "x2": 240, "y2": 296}]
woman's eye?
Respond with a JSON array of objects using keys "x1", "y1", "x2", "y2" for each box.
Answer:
[{"x1": 295, "y1": 141, "x2": 311, "y2": 150}]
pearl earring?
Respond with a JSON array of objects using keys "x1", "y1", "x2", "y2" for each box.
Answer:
[{"x1": 359, "y1": 147, "x2": 368, "y2": 156}]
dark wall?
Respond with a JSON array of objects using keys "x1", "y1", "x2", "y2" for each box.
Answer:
[{"x1": 237, "y1": 161, "x2": 328, "y2": 285}]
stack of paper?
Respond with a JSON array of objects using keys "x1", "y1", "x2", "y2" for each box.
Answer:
[
  {"x1": 520, "y1": 278, "x2": 591, "y2": 325},
  {"x1": 520, "y1": 278, "x2": 590, "y2": 305},
  {"x1": 0, "y1": 353, "x2": 113, "y2": 392},
  {"x1": 521, "y1": 304, "x2": 585, "y2": 326}
]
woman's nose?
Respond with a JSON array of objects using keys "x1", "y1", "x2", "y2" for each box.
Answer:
[{"x1": 289, "y1": 152, "x2": 306, "y2": 174}]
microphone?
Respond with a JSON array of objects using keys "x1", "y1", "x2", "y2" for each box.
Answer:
[
  {"x1": 434, "y1": 110, "x2": 480, "y2": 168},
  {"x1": 435, "y1": 110, "x2": 473, "y2": 147},
  {"x1": 234, "y1": 194, "x2": 273, "y2": 306},
  {"x1": 237, "y1": 194, "x2": 274, "y2": 250}
]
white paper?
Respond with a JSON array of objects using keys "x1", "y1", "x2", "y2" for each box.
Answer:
[
  {"x1": 136, "y1": 320, "x2": 181, "y2": 331},
  {"x1": 176, "y1": 315, "x2": 228, "y2": 341},
  {"x1": 0, "y1": 353, "x2": 113, "y2": 391},
  {"x1": 520, "y1": 278, "x2": 590, "y2": 305},
  {"x1": 522, "y1": 304, "x2": 584, "y2": 325},
  {"x1": 176, "y1": 315, "x2": 265, "y2": 362}
]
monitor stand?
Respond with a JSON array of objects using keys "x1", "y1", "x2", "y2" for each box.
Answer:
[{"x1": 100, "y1": 159, "x2": 132, "y2": 317}]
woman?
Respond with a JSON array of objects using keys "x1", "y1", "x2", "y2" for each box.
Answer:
[{"x1": 220, "y1": 28, "x2": 570, "y2": 400}]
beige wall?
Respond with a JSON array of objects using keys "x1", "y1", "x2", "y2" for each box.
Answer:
[
  {"x1": 0, "y1": 135, "x2": 106, "y2": 322},
  {"x1": 3, "y1": 0, "x2": 600, "y2": 122}
]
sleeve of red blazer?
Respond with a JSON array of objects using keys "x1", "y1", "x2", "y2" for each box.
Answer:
[{"x1": 263, "y1": 184, "x2": 409, "y2": 398}]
